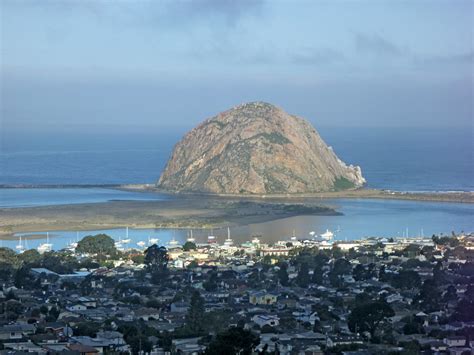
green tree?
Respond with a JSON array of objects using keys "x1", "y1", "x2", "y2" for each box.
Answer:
[
  {"x1": 414, "y1": 279, "x2": 442, "y2": 312},
  {"x1": 185, "y1": 290, "x2": 205, "y2": 334},
  {"x1": 205, "y1": 327, "x2": 259, "y2": 355},
  {"x1": 76, "y1": 234, "x2": 116, "y2": 255},
  {"x1": 277, "y1": 263, "x2": 289, "y2": 286},
  {"x1": 352, "y1": 264, "x2": 366, "y2": 281},
  {"x1": 311, "y1": 266, "x2": 324, "y2": 284},
  {"x1": 144, "y1": 245, "x2": 169, "y2": 273},
  {"x1": 333, "y1": 258, "x2": 352, "y2": 275},
  {"x1": 296, "y1": 262, "x2": 310, "y2": 288},
  {"x1": 18, "y1": 249, "x2": 41, "y2": 266},
  {"x1": 444, "y1": 285, "x2": 458, "y2": 302},
  {"x1": 0, "y1": 248, "x2": 18, "y2": 266},
  {"x1": 348, "y1": 300, "x2": 395, "y2": 337},
  {"x1": 182, "y1": 241, "x2": 197, "y2": 251},
  {"x1": 14, "y1": 266, "x2": 33, "y2": 288},
  {"x1": 391, "y1": 270, "x2": 421, "y2": 290},
  {"x1": 203, "y1": 271, "x2": 218, "y2": 291}
]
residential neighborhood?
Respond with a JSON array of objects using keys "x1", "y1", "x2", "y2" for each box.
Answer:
[{"x1": 0, "y1": 232, "x2": 473, "y2": 354}]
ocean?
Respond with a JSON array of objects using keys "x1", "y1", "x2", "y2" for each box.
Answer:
[
  {"x1": 0, "y1": 127, "x2": 472, "y2": 248},
  {"x1": 1, "y1": 127, "x2": 472, "y2": 191}
]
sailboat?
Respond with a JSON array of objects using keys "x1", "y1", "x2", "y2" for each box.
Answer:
[
  {"x1": 187, "y1": 230, "x2": 196, "y2": 243},
  {"x1": 67, "y1": 232, "x2": 79, "y2": 251},
  {"x1": 223, "y1": 227, "x2": 233, "y2": 247},
  {"x1": 320, "y1": 229, "x2": 334, "y2": 241},
  {"x1": 38, "y1": 232, "x2": 53, "y2": 253},
  {"x1": 290, "y1": 229, "x2": 297, "y2": 241},
  {"x1": 167, "y1": 230, "x2": 180, "y2": 248},
  {"x1": 121, "y1": 227, "x2": 132, "y2": 244},
  {"x1": 15, "y1": 236, "x2": 25, "y2": 252}
]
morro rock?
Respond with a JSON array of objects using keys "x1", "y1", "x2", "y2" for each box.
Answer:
[{"x1": 158, "y1": 102, "x2": 365, "y2": 194}]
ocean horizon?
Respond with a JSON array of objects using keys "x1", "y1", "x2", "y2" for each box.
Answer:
[{"x1": 1, "y1": 127, "x2": 472, "y2": 192}]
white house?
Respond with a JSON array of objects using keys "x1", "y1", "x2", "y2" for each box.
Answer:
[{"x1": 252, "y1": 315, "x2": 280, "y2": 328}]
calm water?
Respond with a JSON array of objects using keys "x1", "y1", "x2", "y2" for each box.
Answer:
[
  {"x1": 0, "y1": 188, "x2": 169, "y2": 208},
  {"x1": 1, "y1": 128, "x2": 472, "y2": 191},
  {"x1": 2, "y1": 198, "x2": 472, "y2": 251}
]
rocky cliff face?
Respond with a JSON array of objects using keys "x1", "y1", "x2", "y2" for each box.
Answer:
[{"x1": 158, "y1": 102, "x2": 365, "y2": 194}]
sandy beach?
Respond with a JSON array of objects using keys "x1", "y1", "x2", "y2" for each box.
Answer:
[{"x1": 121, "y1": 184, "x2": 474, "y2": 203}]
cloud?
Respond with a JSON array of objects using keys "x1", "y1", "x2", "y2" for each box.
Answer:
[
  {"x1": 291, "y1": 47, "x2": 345, "y2": 65},
  {"x1": 5, "y1": 0, "x2": 265, "y2": 30},
  {"x1": 166, "y1": 0, "x2": 265, "y2": 27},
  {"x1": 355, "y1": 33, "x2": 403, "y2": 56},
  {"x1": 418, "y1": 51, "x2": 474, "y2": 65}
]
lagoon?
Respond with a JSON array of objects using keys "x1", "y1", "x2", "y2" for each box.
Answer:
[{"x1": 4, "y1": 198, "x2": 473, "y2": 251}]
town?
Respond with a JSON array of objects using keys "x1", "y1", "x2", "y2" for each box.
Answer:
[{"x1": 0, "y1": 230, "x2": 473, "y2": 355}]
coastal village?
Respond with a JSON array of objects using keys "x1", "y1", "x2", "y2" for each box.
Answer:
[{"x1": 0, "y1": 230, "x2": 473, "y2": 355}]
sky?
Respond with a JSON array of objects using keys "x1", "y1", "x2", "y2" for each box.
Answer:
[{"x1": 1, "y1": 0, "x2": 473, "y2": 148}]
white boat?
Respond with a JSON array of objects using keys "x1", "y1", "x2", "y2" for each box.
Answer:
[
  {"x1": 187, "y1": 230, "x2": 196, "y2": 243},
  {"x1": 168, "y1": 238, "x2": 179, "y2": 247},
  {"x1": 148, "y1": 237, "x2": 159, "y2": 245},
  {"x1": 320, "y1": 229, "x2": 334, "y2": 240},
  {"x1": 251, "y1": 237, "x2": 260, "y2": 245},
  {"x1": 15, "y1": 236, "x2": 25, "y2": 252},
  {"x1": 67, "y1": 241, "x2": 78, "y2": 251},
  {"x1": 121, "y1": 227, "x2": 131, "y2": 244},
  {"x1": 137, "y1": 241, "x2": 146, "y2": 248},
  {"x1": 223, "y1": 227, "x2": 233, "y2": 247},
  {"x1": 38, "y1": 232, "x2": 53, "y2": 254}
]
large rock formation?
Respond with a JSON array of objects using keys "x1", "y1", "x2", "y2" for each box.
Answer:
[{"x1": 158, "y1": 102, "x2": 365, "y2": 194}]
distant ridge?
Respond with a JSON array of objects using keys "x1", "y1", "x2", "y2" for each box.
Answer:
[{"x1": 158, "y1": 102, "x2": 366, "y2": 194}]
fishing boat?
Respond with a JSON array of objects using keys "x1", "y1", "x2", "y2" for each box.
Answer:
[{"x1": 207, "y1": 235, "x2": 217, "y2": 244}]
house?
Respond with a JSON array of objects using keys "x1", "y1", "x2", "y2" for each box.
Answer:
[
  {"x1": 249, "y1": 291, "x2": 278, "y2": 305},
  {"x1": 429, "y1": 340, "x2": 448, "y2": 353},
  {"x1": 170, "y1": 301, "x2": 190, "y2": 313},
  {"x1": 252, "y1": 314, "x2": 280, "y2": 327},
  {"x1": 326, "y1": 335, "x2": 364, "y2": 348},
  {"x1": 0, "y1": 323, "x2": 36, "y2": 341},
  {"x1": 134, "y1": 307, "x2": 161, "y2": 321},
  {"x1": 444, "y1": 336, "x2": 466, "y2": 347},
  {"x1": 68, "y1": 343, "x2": 100, "y2": 355},
  {"x1": 448, "y1": 347, "x2": 472, "y2": 355},
  {"x1": 172, "y1": 337, "x2": 206, "y2": 354}
]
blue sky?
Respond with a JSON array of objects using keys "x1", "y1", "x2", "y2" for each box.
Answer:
[{"x1": 1, "y1": 0, "x2": 473, "y2": 140}]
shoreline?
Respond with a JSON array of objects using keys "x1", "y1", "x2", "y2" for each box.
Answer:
[
  {"x1": 1, "y1": 183, "x2": 473, "y2": 203},
  {"x1": 119, "y1": 184, "x2": 474, "y2": 204}
]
